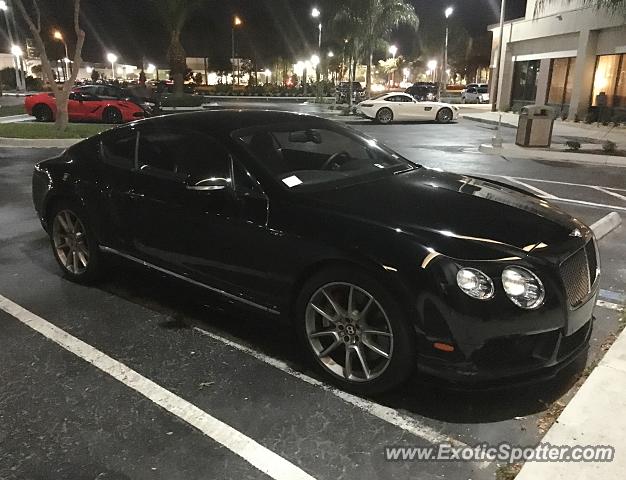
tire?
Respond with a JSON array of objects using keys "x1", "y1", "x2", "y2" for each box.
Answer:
[
  {"x1": 295, "y1": 267, "x2": 416, "y2": 395},
  {"x1": 32, "y1": 104, "x2": 53, "y2": 122},
  {"x1": 103, "y1": 107, "x2": 123, "y2": 124},
  {"x1": 375, "y1": 107, "x2": 393, "y2": 125},
  {"x1": 436, "y1": 107, "x2": 453, "y2": 124},
  {"x1": 48, "y1": 200, "x2": 103, "y2": 284}
]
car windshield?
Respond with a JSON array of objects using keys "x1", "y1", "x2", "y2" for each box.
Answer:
[{"x1": 234, "y1": 122, "x2": 415, "y2": 192}]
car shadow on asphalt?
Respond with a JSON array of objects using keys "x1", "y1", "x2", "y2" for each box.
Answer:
[{"x1": 88, "y1": 260, "x2": 585, "y2": 426}]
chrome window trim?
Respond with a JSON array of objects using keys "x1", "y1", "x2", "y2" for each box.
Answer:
[{"x1": 99, "y1": 245, "x2": 280, "y2": 315}]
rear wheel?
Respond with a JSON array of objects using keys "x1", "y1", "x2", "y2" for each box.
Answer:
[
  {"x1": 295, "y1": 267, "x2": 416, "y2": 395},
  {"x1": 49, "y1": 201, "x2": 103, "y2": 283},
  {"x1": 32, "y1": 104, "x2": 53, "y2": 122},
  {"x1": 376, "y1": 107, "x2": 393, "y2": 125},
  {"x1": 436, "y1": 107, "x2": 453, "y2": 124},
  {"x1": 103, "y1": 107, "x2": 123, "y2": 124}
]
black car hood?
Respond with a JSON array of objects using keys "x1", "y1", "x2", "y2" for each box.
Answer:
[{"x1": 302, "y1": 168, "x2": 582, "y2": 257}]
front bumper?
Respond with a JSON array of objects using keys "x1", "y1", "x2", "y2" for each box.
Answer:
[{"x1": 409, "y1": 235, "x2": 599, "y2": 387}]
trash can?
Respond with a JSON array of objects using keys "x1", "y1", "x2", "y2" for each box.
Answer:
[{"x1": 516, "y1": 105, "x2": 555, "y2": 147}]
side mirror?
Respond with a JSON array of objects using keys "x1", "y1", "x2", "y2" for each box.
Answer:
[{"x1": 186, "y1": 177, "x2": 231, "y2": 191}]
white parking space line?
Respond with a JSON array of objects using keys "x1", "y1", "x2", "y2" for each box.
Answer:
[
  {"x1": 596, "y1": 300, "x2": 624, "y2": 312},
  {"x1": 502, "y1": 176, "x2": 559, "y2": 199},
  {"x1": 592, "y1": 186, "x2": 626, "y2": 202},
  {"x1": 192, "y1": 327, "x2": 479, "y2": 453},
  {"x1": 0, "y1": 294, "x2": 316, "y2": 480},
  {"x1": 547, "y1": 197, "x2": 626, "y2": 212},
  {"x1": 504, "y1": 176, "x2": 626, "y2": 193}
]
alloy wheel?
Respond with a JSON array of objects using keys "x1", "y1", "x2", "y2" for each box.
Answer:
[
  {"x1": 377, "y1": 108, "x2": 393, "y2": 124},
  {"x1": 437, "y1": 108, "x2": 452, "y2": 123},
  {"x1": 52, "y1": 209, "x2": 90, "y2": 275},
  {"x1": 305, "y1": 282, "x2": 394, "y2": 383}
]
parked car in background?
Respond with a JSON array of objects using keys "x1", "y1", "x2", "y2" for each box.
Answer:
[
  {"x1": 358, "y1": 92, "x2": 459, "y2": 124},
  {"x1": 461, "y1": 83, "x2": 489, "y2": 103},
  {"x1": 74, "y1": 84, "x2": 159, "y2": 115},
  {"x1": 335, "y1": 81, "x2": 366, "y2": 104},
  {"x1": 32, "y1": 110, "x2": 598, "y2": 394},
  {"x1": 405, "y1": 82, "x2": 438, "y2": 102},
  {"x1": 25, "y1": 91, "x2": 147, "y2": 124}
]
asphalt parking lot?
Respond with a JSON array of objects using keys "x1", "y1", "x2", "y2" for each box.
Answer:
[{"x1": 1, "y1": 117, "x2": 625, "y2": 480}]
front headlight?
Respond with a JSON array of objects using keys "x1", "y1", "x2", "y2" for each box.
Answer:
[
  {"x1": 502, "y1": 267, "x2": 545, "y2": 309},
  {"x1": 456, "y1": 268, "x2": 494, "y2": 300}
]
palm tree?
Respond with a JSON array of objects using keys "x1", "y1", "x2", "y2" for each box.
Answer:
[
  {"x1": 155, "y1": 0, "x2": 203, "y2": 97},
  {"x1": 335, "y1": 0, "x2": 418, "y2": 97}
]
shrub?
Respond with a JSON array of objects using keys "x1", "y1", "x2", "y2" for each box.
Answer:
[
  {"x1": 565, "y1": 141, "x2": 581, "y2": 151},
  {"x1": 602, "y1": 141, "x2": 617, "y2": 153}
]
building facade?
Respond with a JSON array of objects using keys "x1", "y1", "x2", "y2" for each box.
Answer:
[{"x1": 489, "y1": 0, "x2": 626, "y2": 121}]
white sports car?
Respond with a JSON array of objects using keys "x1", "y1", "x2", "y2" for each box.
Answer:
[{"x1": 357, "y1": 93, "x2": 459, "y2": 124}]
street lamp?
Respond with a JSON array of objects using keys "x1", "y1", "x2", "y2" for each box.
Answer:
[
  {"x1": 388, "y1": 44, "x2": 398, "y2": 59},
  {"x1": 232, "y1": 15, "x2": 243, "y2": 85},
  {"x1": 442, "y1": 6, "x2": 454, "y2": 95},
  {"x1": 427, "y1": 60, "x2": 438, "y2": 82},
  {"x1": 107, "y1": 52, "x2": 117, "y2": 80}
]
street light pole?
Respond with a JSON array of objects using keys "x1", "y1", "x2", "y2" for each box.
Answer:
[
  {"x1": 107, "y1": 53, "x2": 117, "y2": 81},
  {"x1": 311, "y1": 7, "x2": 322, "y2": 101},
  {"x1": 232, "y1": 15, "x2": 242, "y2": 86},
  {"x1": 491, "y1": 0, "x2": 506, "y2": 148},
  {"x1": 491, "y1": 0, "x2": 506, "y2": 113},
  {"x1": 443, "y1": 7, "x2": 454, "y2": 96},
  {"x1": 53, "y1": 31, "x2": 71, "y2": 77}
]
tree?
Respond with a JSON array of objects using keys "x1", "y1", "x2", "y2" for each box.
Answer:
[
  {"x1": 155, "y1": 0, "x2": 203, "y2": 97},
  {"x1": 91, "y1": 69, "x2": 100, "y2": 82},
  {"x1": 14, "y1": 0, "x2": 85, "y2": 130},
  {"x1": 535, "y1": 0, "x2": 626, "y2": 15},
  {"x1": 335, "y1": 0, "x2": 418, "y2": 97}
]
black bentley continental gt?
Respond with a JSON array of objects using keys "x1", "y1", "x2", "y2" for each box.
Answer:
[{"x1": 32, "y1": 111, "x2": 599, "y2": 394}]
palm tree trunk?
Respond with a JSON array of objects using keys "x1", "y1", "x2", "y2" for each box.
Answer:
[{"x1": 168, "y1": 30, "x2": 186, "y2": 98}]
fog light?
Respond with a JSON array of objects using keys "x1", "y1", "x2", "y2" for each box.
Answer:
[
  {"x1": 456, "y1": 268, "x2": 494, "y2": 300},
  {"x1": 502, "y1": 267, "x2": 545, "y2": 309}
]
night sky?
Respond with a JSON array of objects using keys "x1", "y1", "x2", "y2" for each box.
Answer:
[{"x1": 22, "y1": 0, "x2": 527, "y2": 67}]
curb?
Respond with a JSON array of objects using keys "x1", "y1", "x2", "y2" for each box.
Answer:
[
  {"x1": 515, "y1": 322, "x2": 626, "y2": 480},
  {"x1": 478, "y1": 143, "x2": 626, "y2": 167},
  {"x1": 461, "y1": 114, "x2": 517, "y2": 128},
  {"x1": 590, "y1": 212, "x2": 622, "y2": 240},
  {"x1": 0, "y1": 137, "x2": 81, "y2": 148}
]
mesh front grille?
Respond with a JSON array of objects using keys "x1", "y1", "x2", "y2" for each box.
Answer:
[{"x1": 560, "y1": 248, "x2": 590, "y2": 308}]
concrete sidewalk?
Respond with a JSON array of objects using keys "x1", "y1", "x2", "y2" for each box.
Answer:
[
  {"x1": 516, "y1": 319, "x2": 626, "y2": 479},
  {"x1": 463, "y1": 111, "x2": 626, "y2": 147}
]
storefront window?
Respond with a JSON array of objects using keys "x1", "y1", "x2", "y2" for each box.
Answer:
[
  {"x1": 511, "y1": 60, "x2": 540, "y2": 111},
  {"x1": 546, "y1": 57, "x2": 576, "y2": 116},
  {"x1": 592, "y1": 54, "x2": 622, "y2": 106}
]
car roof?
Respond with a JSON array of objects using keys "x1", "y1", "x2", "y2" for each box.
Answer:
[{"x1": 125, "y1": 110, "x2": 333, "y2": 134}]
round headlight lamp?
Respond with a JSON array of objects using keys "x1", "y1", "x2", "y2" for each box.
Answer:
[
  {"x1": 456, "y1": 268, "x2": 494, "y2": 300},
  {"x1": 502, "y1": 267, "x2": 545, "y2": 309}
]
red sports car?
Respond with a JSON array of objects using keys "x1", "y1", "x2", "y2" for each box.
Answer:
[{"x1": 25, "y1": 91, "x2": 147, "y2": 124}]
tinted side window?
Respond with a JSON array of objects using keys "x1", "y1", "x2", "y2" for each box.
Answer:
[
  {"x1": 137, "y1": 130, "x2": 231, "y2": 184},
  {"x1": 100, "y1": 130, "x2": 137, "y2": 169}
]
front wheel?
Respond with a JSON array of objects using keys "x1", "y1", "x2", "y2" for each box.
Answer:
[
  {"x1": 103, "y1": 107, "x2": 123, "y2": 124},
  {"x1": 376, "y1": 107, "x2": 393, "y2": 125},
  {"x1": 32, "y1": 104, "x2": 53, "y2": 122},
  {"x1": 49, "y1": 201, "x2": 103, "y2": 283},
  {"x1": 436, "y1": 107, "x2": 453, "y2": 124},
  {"x1": 295, "y1": 268, "x2": 416, "y2": 395}
]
